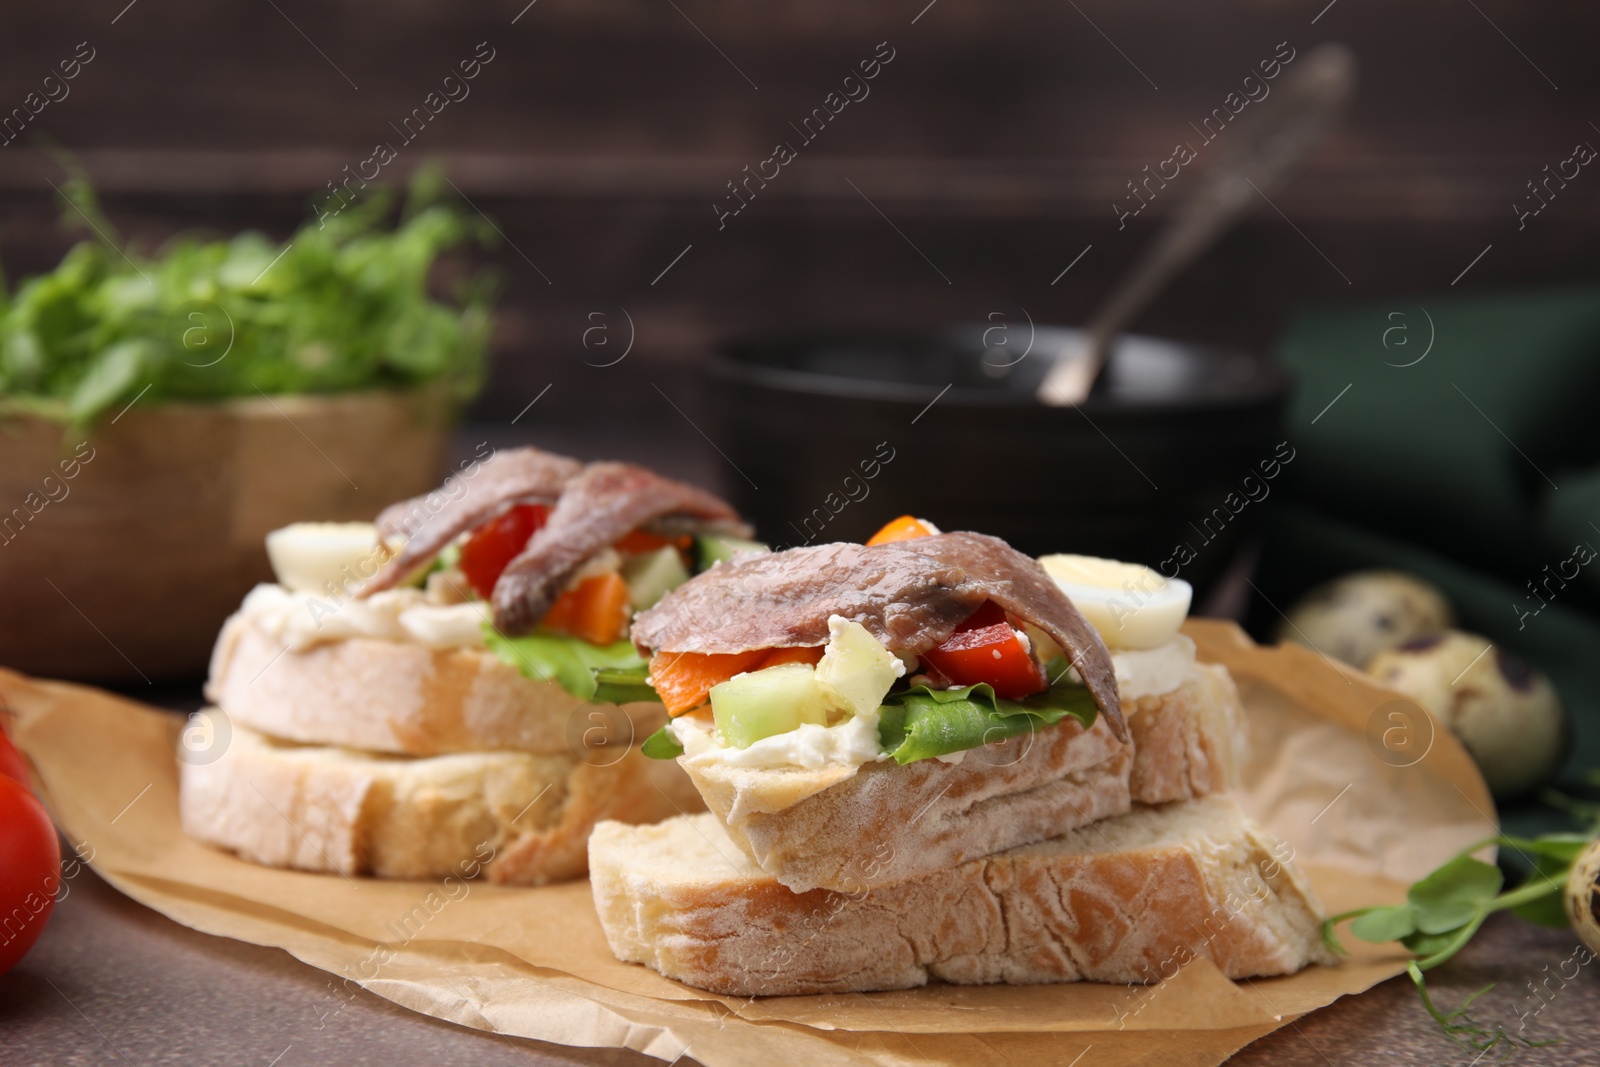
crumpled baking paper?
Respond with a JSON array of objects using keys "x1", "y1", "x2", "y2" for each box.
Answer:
[{"x1": 4, "y1": 621, "x2": 1496, "y2": 1067}]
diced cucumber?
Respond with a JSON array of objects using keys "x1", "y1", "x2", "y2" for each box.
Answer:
[
  {"x1": 710, "y1": 663, "x2": 827, "y2": 748},
  {"x1": 408, "y1": 540, "x2": 460, "y2": 588},
  {"x1": 694, "y1": 533, "x2": 769, "y2": 571},
  {"x1": 815, "y1": 619, "x2": 903, "y2": 717},
  {"x1": 621, "y1": 546, "x2": 691, "y2": 610}
]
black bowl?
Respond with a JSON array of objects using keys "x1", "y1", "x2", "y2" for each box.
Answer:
[{"x1": 704, "y1": 325, "x2": 1291, "y2": 596}]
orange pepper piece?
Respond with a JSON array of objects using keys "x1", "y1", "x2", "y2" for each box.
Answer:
[
  {"x1": 757, "y1": 646, "x2": 825, "y2": 668},
  {"x1": 866, "y1": 515, "x2": 937, "y2": 546},
  {"x1": 541, "y1": 572, "x2": 631, "y2": 646},
  {"x1": 649, "y1": 649, "x2": 770, "y2": 716}
]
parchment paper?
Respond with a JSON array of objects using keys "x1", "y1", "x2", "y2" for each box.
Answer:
[{"x1": 3, "y1": 620, "x2": 1497, "y2": 1067}]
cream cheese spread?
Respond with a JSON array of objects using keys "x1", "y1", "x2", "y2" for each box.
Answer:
[
  {"x1": 233, "y1": 583, "x2": 489, "y2": 651},
  {"x1": 668, "y1": 711, "x2": 887, "y2": 771}
]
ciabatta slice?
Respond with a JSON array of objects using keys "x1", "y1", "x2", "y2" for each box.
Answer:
[
  {"x1": 180, "y1": 714, "x2": 701, "y2": 885},
  {"x1": 680, "y1": 663, "x2": 1244, "y2": 892},
  {"x1": 208, "y1": 615, "x2": 666, "y2": 757},
  {"x1": 590, "y1": 796, "x2": 1332, "y2": 996}
]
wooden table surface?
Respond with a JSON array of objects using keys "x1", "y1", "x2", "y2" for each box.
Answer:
[{"x1": 5, "y1": 427, "x2": 1598, "y2": 1066}]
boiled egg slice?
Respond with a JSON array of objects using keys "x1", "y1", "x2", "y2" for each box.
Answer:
[
  {"x1": 1036, "y1": 553, "x2": 1192, "y2": 650},
  {"x1": 265, "y1": 522, "x2": 390, "y2": 594}
]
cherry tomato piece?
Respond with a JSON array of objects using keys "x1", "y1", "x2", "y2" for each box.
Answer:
[
  {"x1": 0, "y1": 729, "x2": 28, "y2": 787},
  {"x1": 0, "y1": 776, "x2": 60, "y2": 976}
]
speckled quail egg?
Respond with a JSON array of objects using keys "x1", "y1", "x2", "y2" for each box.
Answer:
[
  {"x1": 1277, "y1": 570, "x2": 1452, "y2": 667},
  {"x1": 1565, "y1": 839, "x2": 1600, "y2": 957},
  {"x1": 1366, "y1": 631, "x2": 1568, "y2": 799}
]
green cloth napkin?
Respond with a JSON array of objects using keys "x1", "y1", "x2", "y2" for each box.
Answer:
[{"x1": 1256, "y1": 284, "x2": 1600, "y2": 835}]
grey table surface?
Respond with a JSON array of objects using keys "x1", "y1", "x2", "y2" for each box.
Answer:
[
  {"x1": 6, "y1": 426, "x2": 1600, "y2": 1066},
  {"x1": 4, "y1": 857, "x2": 1598, "y2": 1067}
]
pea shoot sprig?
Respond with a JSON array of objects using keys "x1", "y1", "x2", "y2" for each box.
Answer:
[{"x1": 1321, "y1": 832, "x2": 1588, "y2": 1054}]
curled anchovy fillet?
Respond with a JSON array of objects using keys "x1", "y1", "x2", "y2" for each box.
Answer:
[
  {"x1": 632, "y1": 532, "x2": 1124, "y2": 742},
  {"x1": 491, "y1": 461, "x2": 750, "y2": 635},
  {"x1": 360, "y1": 447, "x2": 584, "y2": 596}
]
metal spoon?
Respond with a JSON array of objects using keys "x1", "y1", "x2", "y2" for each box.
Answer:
[{"x1": 1038, "y1": 42, "x2": 1357, "y2": 406}]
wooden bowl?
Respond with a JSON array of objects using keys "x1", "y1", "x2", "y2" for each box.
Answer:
[{"x1": 0, "y1": 389, "x2": 452, "y2": 684}]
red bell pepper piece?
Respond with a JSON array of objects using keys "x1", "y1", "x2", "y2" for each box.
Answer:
[
  {"x1": 920, "y1": 602, "x2": 1046, "y2": 700},
  {"x1": 459, "y1": 503, "x2": 549, "y2": 599}
]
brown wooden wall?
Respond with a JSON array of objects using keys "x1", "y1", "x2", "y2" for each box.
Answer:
[{"x1": 0, "y1": 0, "x2": 1595, "y2": 428}]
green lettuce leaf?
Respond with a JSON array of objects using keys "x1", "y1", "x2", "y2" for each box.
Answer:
[
  {"x1": 876, "y1": 678, "x2": 1099, "y2": 764},
  {"x1": 641, "y1": 725, "x2": 685, "y2": 760},
  {"x1": 482, "y1": 625, "x2": 658, "y2": 704},
  {"x1": 592, "y1": 665, "x2": 661, "y2": 706},
  {"x1": 636, "y1": 658, "x2": 1101, "y2": 764}
]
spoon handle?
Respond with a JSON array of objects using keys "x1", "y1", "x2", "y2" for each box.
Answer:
[{"x1": 1039, "y1": 42, "x2": 1356, "y2": 406}]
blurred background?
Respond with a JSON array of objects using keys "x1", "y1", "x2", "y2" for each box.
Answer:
[
  {"x1": 0, "y1": 1, "x2": 1590, "y2": 429},
  {"x1": 2, "y1": 1, "x2": 1599, "y2": 820}
]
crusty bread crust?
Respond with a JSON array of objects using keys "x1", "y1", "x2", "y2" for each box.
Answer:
[
  {"x1": 208, "y1": 615, "x2": 667, "y2": 757},
  {"x1": 590, "y1": 797, "x2": 1333, "y2": 996},
  {"x1": 1128, "y1": 663, "x2": 1246, "y2": 803},
  {"x1": 681, "y1": 667, "x2": 1244, "y2": 893},
  {"x1": 180, "y1": 715, "x2": 703, "y2": 885}
]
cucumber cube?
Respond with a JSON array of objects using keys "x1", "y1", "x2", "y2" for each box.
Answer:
[
  {"x1": 815, "y1": 618, "x2": 903, "y2": 717},
  {"x1": 695, "y1": 534, "x2": 769, "y2": 570},
  {"x1": 621, "y1": 546, "x2": 691, "y2": 610},
  {"x1": 710, "y1": 663, "x2": 828, "y2": 748}
]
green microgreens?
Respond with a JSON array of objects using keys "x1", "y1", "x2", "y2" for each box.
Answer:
[
  {"x1": 1405, "y1": 962, "x2": 1559, "y2": 1055},
  {"x1": 1321, "y1": 833, "x2": 1587, "y2": 1053},
  {"x1": 0, "y1": 161, "x2": 496, "y2": 432},
  {"x1": 1539, "y1": 775, "x2": 1600, "y2": 834}
]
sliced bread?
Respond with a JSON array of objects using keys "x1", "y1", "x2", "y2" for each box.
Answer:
[
  {"x1": 180, "y1": 714, "x2": 703, "y2": 885},
  {"x1": 590, "y1": 795, "x2": 1332, "y2": 996},
  {"x1": 208, "y1": 615, "x2": 667, "y2": 757},
  {"x1": 679, "y1": 663, "x2": 1245, "y2": 893}
]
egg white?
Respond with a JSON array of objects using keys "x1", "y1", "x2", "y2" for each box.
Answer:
[{"x1": 1037, "y1": 553, "x2": 1192, "y2": 650}]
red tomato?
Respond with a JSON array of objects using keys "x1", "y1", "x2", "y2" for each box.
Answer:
[
  {"x1": 921, "y1": 602, "x2": 1046, "y2": 700},
  {"x1": 459, "y1": 504, "x2": 549, "y2": 599},
  {"x1": 0, "y1": 728, "x2": 28, "y2": 787},
  {"x1": 0, "y1": 776, "x2": 60, "y2": 975}
]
